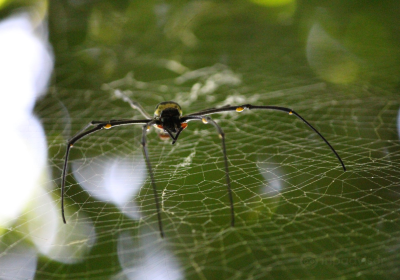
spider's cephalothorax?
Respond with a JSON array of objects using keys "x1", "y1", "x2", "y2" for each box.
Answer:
[
  {"x1": 155, "y1": 102, "x2": 182, "y2": 133},
  {"x1": 153, "y1": 102, "x2": 188, "y2": 141},
  {"x1": 61, "y1": 92, "x2": 346, "y2": 238}
]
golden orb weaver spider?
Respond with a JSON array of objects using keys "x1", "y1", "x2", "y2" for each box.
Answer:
[{"x1": 61, "y1": 93, "x2": 346, "y2": 238}]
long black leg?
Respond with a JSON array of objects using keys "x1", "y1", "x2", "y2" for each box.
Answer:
[
  {"x1": 141, "y1": 122, "x2": 164, "y2": 238},
  {"x1": 183, "y1": 104, "x2": 346, "y2": 171},
  {"x1": 183, "y1": 116, "x2": 235, "y2": 227},
  {"x1": 171, "y1": 127, "x2": 184, "y2": 144},
  {"x1": 158, "y1": 126, "x2": 186, "y2": 145},
  {"x1": 163, "y1": 128, "x2": 179, "y2": 142},
  {"x1": 61, "y1": 119, "x2": 150, "y2": 224}
]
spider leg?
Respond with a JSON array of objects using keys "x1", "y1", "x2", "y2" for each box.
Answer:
[
  {"x1": 115, "y1": 90, "x2": 152, "y2": 119},
  {"x1": 184, "y1": 104, "x2": 346, "y2": 171},
  {"x1": 163, "y1": 128, "x2": 179, "y2": 142},
  {"x1": 141, "y1": 121, "x2": 165, "y2": 238},
  {"x1": 185, "y1": 104, "x2": 231, "y2": 116},
  {"x1": 160, "y1": 124, "x2": 187, "y2": 145},
  {"x1": 182, "y1": 115, "x2": 235, "y2": 228},
  {"x1": 61, "y1": 119, "x2": 150, "y2": 224},
  {"x1": 171, "y1": 127, "x2": 185, "y2": 144}
]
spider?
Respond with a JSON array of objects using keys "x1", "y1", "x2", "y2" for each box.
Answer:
[{"x1": 61, "y1": 93, "x2": 346, "y2": 238}]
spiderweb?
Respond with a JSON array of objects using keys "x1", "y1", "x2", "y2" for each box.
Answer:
[
  {"x1": 25, "y1": 66, "x2": 399, "y2": 280},
  {"x1": 2, "y1": 1, "x2": 400, "y2": 280}
]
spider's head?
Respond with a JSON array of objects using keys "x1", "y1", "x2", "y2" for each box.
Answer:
[
  {"x1": 160, "y1": 108, "x2": 181, "y2": 133},
  {"x1": 154, "y1": 101, "x2": 183, "y2": 134}
]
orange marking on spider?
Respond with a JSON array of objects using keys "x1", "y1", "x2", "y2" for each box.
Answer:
[{"x1": 159, "y1": 133, "x2": 170, "y2": 140}]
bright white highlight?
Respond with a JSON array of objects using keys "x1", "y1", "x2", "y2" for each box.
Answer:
[
  {"x1": 0, "y1": 238, "x2": 37, "y2": 280},
  {"x1": 116, "y1": 231, "x2": 183, "y2": 280},
  {"x1": 0, "y1": 13, "x2": 53, "y2": 228},
  {"x1": 72, "y1": 155, "x2": 146, "y2": 220},
  {"x1": 0, "y1": 13, "x2": 96, "y2": 265}
]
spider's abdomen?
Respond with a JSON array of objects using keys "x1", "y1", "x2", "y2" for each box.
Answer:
[{"x1": 154, "y1": 101, "x2": 182, "y2": 117}]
